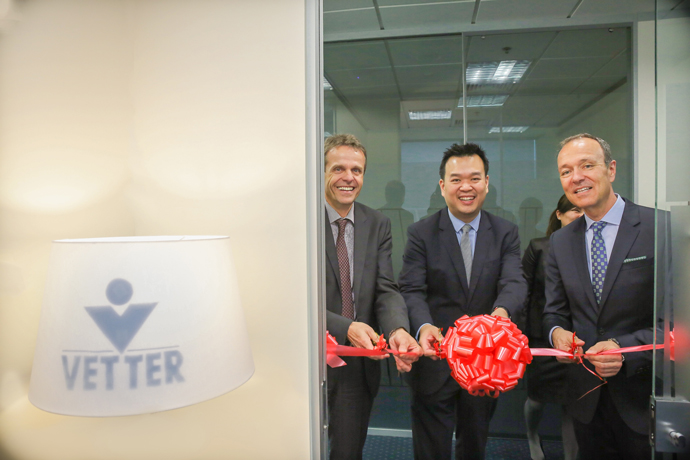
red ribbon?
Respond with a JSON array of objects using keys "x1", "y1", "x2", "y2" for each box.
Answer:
[
  {"x1": 326, "y1": 320, "x2": 681, "y2": 399},
  {"x1": 326, "y1": 331, "x2": 406, "y2": 368}
]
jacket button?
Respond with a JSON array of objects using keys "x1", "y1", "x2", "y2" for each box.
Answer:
[{"x1": 598, "y1": 328, "x2": 605, "y2": 335}]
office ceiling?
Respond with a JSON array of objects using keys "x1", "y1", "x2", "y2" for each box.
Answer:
[{"x1": 323, "y1": 0, "x2": 688, "y2": 135}]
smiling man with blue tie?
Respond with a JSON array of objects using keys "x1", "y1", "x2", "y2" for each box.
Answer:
[{"x1": 543, "y1": 133, "x2": 661, "y2": 459}]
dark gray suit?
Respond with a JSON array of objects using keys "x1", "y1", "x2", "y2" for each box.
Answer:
[
  {"x1": 399, "y1": 209, "x2": 527, "y2": 460},
  {"x1": 542, "y1": 199, "x2": 663, "y2": 447},
  {"x1": 326, "y1": 202, "x2": 409, "y2": 460}
]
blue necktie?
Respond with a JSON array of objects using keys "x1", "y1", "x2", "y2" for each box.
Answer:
[{"x1": 591, "y1": 221, "x2": 608, "y2": 304}]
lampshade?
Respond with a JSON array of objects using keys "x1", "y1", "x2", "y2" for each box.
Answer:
[{"x1": 29, "y1": 236, "x2": 254, "y2": 417}]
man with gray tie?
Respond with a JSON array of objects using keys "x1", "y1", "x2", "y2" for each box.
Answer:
[
  {"x1": 324, "y1": 134, "x2": 422, "y2": 460},
  {"x1": 543, "y1": 133, "x2": 661, "y2": 459},
  {"x1": 399, "y1": 142, "x2": 527, "y2": 460}
]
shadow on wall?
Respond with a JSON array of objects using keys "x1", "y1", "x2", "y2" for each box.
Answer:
[{"x1": 378, "y1": 180, "x2": 414, "y2": 281}]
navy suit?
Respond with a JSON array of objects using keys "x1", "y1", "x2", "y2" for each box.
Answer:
[
  {"x1": 399, "y1": 209, "x2": 527, "y2": 460},
  {"x1": 326, "y1": 202, "x2": 409, "y2": 460},
  {"x1": 542, "y1": 200, "x2": 665, "y2": 455}
]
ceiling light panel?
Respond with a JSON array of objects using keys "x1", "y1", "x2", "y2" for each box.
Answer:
[
  {"x1": 408, "y1": 110, "x2": 452, "y2": 121},
  {"x1": 458, "y1": 95, "x2": 509, "y2": 107},
  {"x1": 489, "y1": 126, "x2": 529, "y2": 133},
  {"x1": 466, "y1": 60, "x2": 531, "y2": 84}
]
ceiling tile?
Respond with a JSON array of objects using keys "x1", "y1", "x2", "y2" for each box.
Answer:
[
  {"x1": 465, "y1": 31, "x2": 557, "y2": 62},
  {"x1": 399, "y1": 84, "x2": 461, "y2": 100},
  {"x1": 325, "y1": 42, "x2": 390, "y2": 71},
  {"x1": 592, "y1": 51, "x2": 630, "y2": 77},
  {"x1": 324, "y1": 0, "x2": 377, "y2": 12},
  {"x1": 324, "y1": 8, "x2": 381, "y2": 35},
  {"x1": 477, "y1": 0, "x2": 573, "y2": 22},
  {"x1": 378, "y1": 0, "x2": 476, "y2": 5},
  {"x1": 387, "y1": 36, "x2": 464, "y2": 66},
  {"x1": 334, "y1": 85, "x2": 402, "y2": 98},
  {"x1": 575, "y1": 0, "x2": 648, "y2": 17},
  {"x1": 395, "y1": 64, "x2": 463, "y2": 88},
  {"x1": 516, "y1": 78, "x2": 586, "y2": 95},
  {"x1": 378, "y1": 2, "x2": 475, "y2": 30},
  {"x1": 541, "y1": 28, "x2": 629, "y2": 59},
  {"x1": 326, "y1": 67, "x2": 397, "y2": 90},
  {"x1": 527, "y1": 56, "x2": 610, "y2": 79},
  {"x1": 572, "y1": 76, "x2": 628, "y2": 94}
]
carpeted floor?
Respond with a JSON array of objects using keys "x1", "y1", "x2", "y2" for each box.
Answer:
[{"x1": 363, "y1": 435, "x2": 564, "y2": 460}]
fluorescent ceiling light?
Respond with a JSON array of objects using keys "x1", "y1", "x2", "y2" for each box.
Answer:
[
  {"x1": 323, "y1": 78, "x2": 333, "y2": 91},
  {"x1": 489, "y1": 126, "x2": 529, "y2": 133},
  {"x1": 458, "y1": 95, "x2": 509, "y2": 107},
  {"x1": 466, "y1": 60, "x2": 531, "y2": 84},
  {"x1": 408, "y1": 110, "x2": 452, "y2": 121}
]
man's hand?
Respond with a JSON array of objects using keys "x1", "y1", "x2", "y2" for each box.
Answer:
[
  {"x1": 388, "y1": 328, "x2": 423, "y2": 372},
  {"x1": 551, "y1": 327, "x2": 585, "y2": 364},
  {"x1": 418, "y1": 324, "x2": 444, "y2": 360},
  {"x1": 490, "y1": 307, "x2": 510, "y2": 319},
  {"x1": 347, "y1": 322, "x2": 388, "y2": 360},
  {"x1": 585, "y1": 340, "x2": 623, "y2": 378}
]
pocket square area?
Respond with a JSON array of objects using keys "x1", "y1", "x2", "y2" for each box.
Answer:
[{"x1": 623, "y1": 256, "x2": 647, "y2": 263}]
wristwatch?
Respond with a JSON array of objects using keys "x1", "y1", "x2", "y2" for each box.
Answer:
[{"x1": 608, "y1": 337, "x2": 625, "y2": 362}]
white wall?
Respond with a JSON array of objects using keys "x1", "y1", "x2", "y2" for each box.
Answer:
[{"x1": 0, "y1": 1, "x2": 312, "y2": 459}]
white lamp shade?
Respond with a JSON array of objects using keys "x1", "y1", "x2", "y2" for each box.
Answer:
[{"x1": 29, "y1": 236, "x2": 254, "y2": 417}]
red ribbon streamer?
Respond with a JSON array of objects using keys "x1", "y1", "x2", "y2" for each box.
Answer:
[
  {"x1": 326, "y1": 320, "x2": 678, "y2": 400},
  {"x1": 326, "y1": 331, "x2": 407, "y2": 368}
]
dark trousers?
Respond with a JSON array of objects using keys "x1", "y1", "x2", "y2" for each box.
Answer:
[
  {"x1": 327, "y1": 357, "x2": 374, "y2": 460},
  {"x1": 573, "y1": 386, "x2": 656, "y2": 460},
  {"x1": 411, "y1": 377, "x2": 498, "y2": 460}
]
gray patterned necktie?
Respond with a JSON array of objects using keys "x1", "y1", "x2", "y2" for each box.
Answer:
[
  {"x1": 336, "y1": 218, "x2": 355, "y2": 319},
  {"x1": 591, "y1": 221, "x2": 608, "y2": 304},
  {"x1": 460, "y1": 224, "x2": 472, "y2": 284}
]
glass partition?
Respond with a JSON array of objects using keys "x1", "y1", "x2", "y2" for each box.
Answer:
[
  {"x1": 324, "y1": 25, "x2": 634, "y2": 446},
  {"x1": 652, "y1": 1, "x2": 690, "y2": 457}
]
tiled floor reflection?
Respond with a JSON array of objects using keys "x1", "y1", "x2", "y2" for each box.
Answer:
[{"x1": 363, "y1": 436, "x2": 565, "y2": 460}]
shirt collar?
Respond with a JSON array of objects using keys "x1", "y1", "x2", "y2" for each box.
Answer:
[
  {"x1": 584, "y1": 194, "x2": 624, "y2": 230},
  {"x1": 326, "y1": 202, "x2": 355, "y2": 225},
  {"x1": 448, "y1": 208, "x2": 481, "y2": 233}
]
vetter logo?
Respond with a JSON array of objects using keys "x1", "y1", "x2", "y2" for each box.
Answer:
[{"x1": 61, "y1": 279, "x2": 185, "y2": 391}]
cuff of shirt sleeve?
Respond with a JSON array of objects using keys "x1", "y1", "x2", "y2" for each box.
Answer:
[
  {"x1": 415, "y1": 323, "x2": 431, "y2": 341},
  {"x1": 548, "y1": 326, "x2": 562, "y2": 347}
]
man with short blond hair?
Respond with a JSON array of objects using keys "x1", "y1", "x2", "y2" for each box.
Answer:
[{"x1": 324, "y1": 133, "x2": 421, "y2": 460}]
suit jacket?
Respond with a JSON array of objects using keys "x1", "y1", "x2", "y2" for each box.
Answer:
[
  {"x1": 399, "y1": 208, "x2": 527, "y2": 395},
  {"x1": 325, "y1": 202, "x2": 410, "y2": 393},
  {"x1": 542, "y1": 199, "x2": 665, "y2": 434},
  {"x1": 522, "y1": 236, "x2": 550, "y2": 339}
]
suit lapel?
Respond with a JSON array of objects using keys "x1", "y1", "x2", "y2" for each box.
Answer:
[
  {"x1": 468, "y1": 213, "x2": 492, "y2": 302},
  {"x1": 324, "y1": 212, "x2": 341, "y2": 296},
  {"x1": 599, "y1": 202, "x2": 640, "y2": 308},
  {"x1": 353, "y1": 203, "x2": 368, "y2": 303},
  {"x1": 439, "y1": 209, "x2": 470, "y2": 297},
  {"x1": 571, "y1": 217, "x2": 599, "y2": 311}
]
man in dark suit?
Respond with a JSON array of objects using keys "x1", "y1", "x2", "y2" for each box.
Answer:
[
  {"x1": 324, "y1": 134, "x2": 422, "y2": 460},
  {"x1": 398, "y1": 143, "x2": 527, "y2": 460},
  {"x1": 542, "y1": 133, "x2": 659, "y2": 459}
]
